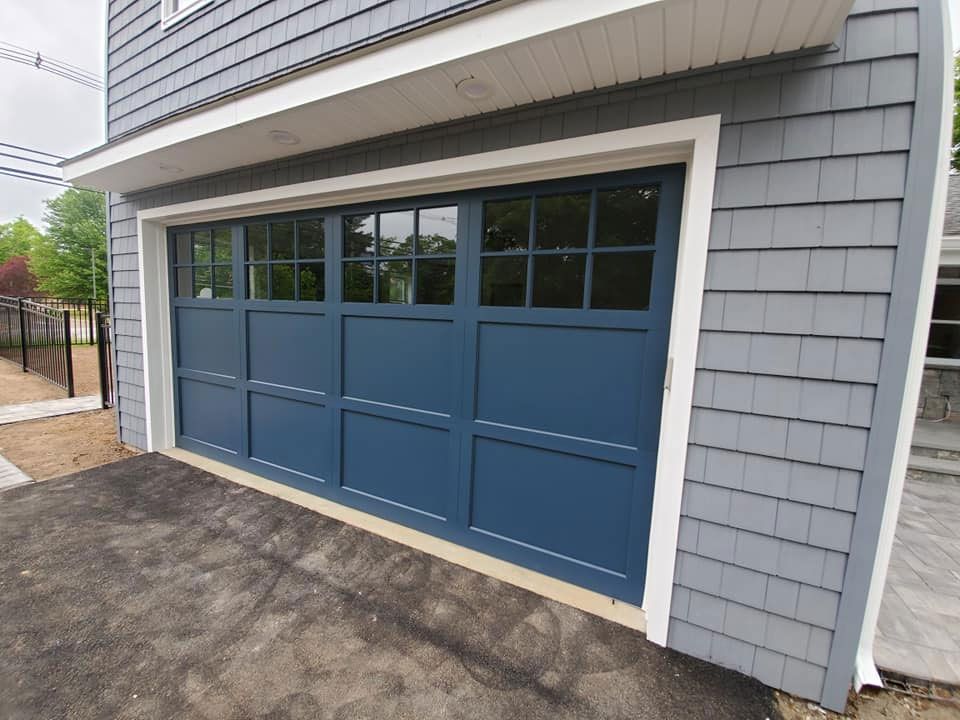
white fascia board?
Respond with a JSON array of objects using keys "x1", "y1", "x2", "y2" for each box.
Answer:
[
  {"x1": 64, "y1": 0, "x2": 663, "y2": 183},
  {"x1": 135, "y1": 117, "x2": 721, "y2": 640}
]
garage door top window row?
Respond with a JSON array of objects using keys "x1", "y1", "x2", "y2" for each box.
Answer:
[
  {"x1": 480, "y1": 184, "x2": 660, "y2": 310},
  {"x1": 173, "y1": 180, "x2": 662, "y2": 312}
]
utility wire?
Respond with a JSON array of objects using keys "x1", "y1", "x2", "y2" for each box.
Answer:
[
  {"x1": 0, "y1": 42, "x2": 103, "y2": 91},
  {"x1": 0, "y1": 169, "x2": 72, "y2": 188},
  {"x1": 0, "y1": 51, "x2": 103, "y2": 90},
  {"x1": 0, "y1": 142, "x2": 65, "y2": 160},
  {"x1": 0, "y1": 169, "x2": 102, "y2": 193},
  {"x1": 0, "y1": 40, "x2": 102, "y2": 81},
  {"x1": 0, "y1": 40, "x2": 101, "y2": 81},
  {"x1": 0, "y1": 164, "x2": 65, "y2": 181},
  {"x1": 0, "y1": 151, "x2": 60, "y2": 168}
]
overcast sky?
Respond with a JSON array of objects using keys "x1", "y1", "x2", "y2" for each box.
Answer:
[{"x1": 1, "y1": 1, "x2": 960, "y2": 228}]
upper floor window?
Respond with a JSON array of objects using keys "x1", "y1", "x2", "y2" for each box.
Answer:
[{"x1": 161, "y1": 0, "x2": 214, "y2": 29}]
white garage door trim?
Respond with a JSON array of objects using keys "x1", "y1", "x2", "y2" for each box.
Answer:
[{"x1": 134, "y1": 115, "x2": 721, "y2": 644}]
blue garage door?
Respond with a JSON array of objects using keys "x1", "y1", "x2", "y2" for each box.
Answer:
[{"x1": 169, "y1": 165, "x2": 684, "y2": 604}]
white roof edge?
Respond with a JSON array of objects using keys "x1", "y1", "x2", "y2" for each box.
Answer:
[{"x1": 64, "y1": 0, "x2": 854, "y2": 192}]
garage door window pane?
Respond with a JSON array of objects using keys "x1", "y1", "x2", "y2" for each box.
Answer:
[
  {"x1": 192, "y1": 230, "x2": 211, "y2": 264},
  {"x1": 596, "y1": 185, "x2": 659, "y2": 247},
  {"x1": 418, "y1": 207, "x2": 457, "y2": 254},
  {"x1": 378, "y1": 260, "x2": 412, "y2": 304},
  {"x1": 271, "y1": 264, "x2": 296, "y2": 300},
  {"x1": 299, "y1": 263, "x2": 324, "y2": 302},
  {"x1": 176, "y1": 267, "x2": 192, "y2": 297},
  {"x1": 193, "y1": 266, "x2": 212, "y2": 298},
  {"x1": 481, "y1": 256, "x2": 527, "y2": 306},
  {"x1": 417, "y1": 258, "x2": 455, "y2": 304},
  {"x1": 591, "y1": 252, "x2": 653, "y2": 310},
  {"x1": 344, "y1": 262, "x2": 374, "y2": 302},
  {"x1": 484, "y1": 199, "x2": 530, "y2": 252},
  {"x1": 535, "y1": 193, "x2": 590, "y2": 250},
  {"x1": 176, "y1": 232, "x2": 192, "y2": 264},
  {"x1": 379, "y1": 211, "x2": 414, "y2": 256},
  {"x1": 247, "y1": 224, "x2": 268, "y2": 261},
  {"x1": 298, "y1": 220, "x2": 324, "y2": 259},
  {"x1": 248, "y1": 265, "x2": 268, "y2": 300},
  {"x1": 271, "y1": 222, "x2": 295, "y2": 261},
  {"x1": 345, "y1": 215, "x2": 375, "y2": 257},
  {"x1": 532, "y1": 254, "x2": 585, "y2": 308},
  {"x1": 213, "y1": 228, "x2": 232, "y2": 263},
  {"x1": 213, "y1": 266, "x2": 234, "y2": 299}
]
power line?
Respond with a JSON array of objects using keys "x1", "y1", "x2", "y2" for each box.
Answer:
[
  {"x1": 0, "y1": 164, "x2": 65, "y2": 182},
  {"x1": 0, "y1": 42, "x2": 103, "y2": 91},
  {"x1": 0, "y1": 168, "x2": 72, "y2": 188},
  {"x1": 0, "y1": 51, "x2": 103, "y2": 91},
  {"x1": 0, "y1": 169, "x2": 102, "y2": 193},
  {"x1": 0, "y1": 142, "x2": 65, "y2": 160},
  {"x1": 0, "y1": 151, "x2": 60, "y2": 168},
  {"x1": 0, "y1": 40, "x2": 101, "y2": 81}
]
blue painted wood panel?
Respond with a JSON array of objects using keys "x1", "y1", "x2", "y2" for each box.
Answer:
[
  {"x1": 175, "y1": 307, "x2": 238, "y2": 378},
  {"x1": 471, "y1": 437, "x2": 635, "y2": 575},
  {"x1": 341, "y1": 411, "x2": 451, "y2": 519},
  {"x1": 475, "y1": 323, "x2": 647, "y2": 447},
  {"x1": 342, "y1": 316, "x2": 455, "y2": 415},
  {"x1": 169, "y1": 165, "x2": 684, "y2": 604},
  {"x1": 248, "y1": 392, "x2": 330, "y2": 481},
  {"x1": 247, "y1": 310, "x2": 330, "y2": 393},
  {"x1": 179, "y1": 378, "x2": 241, "y2": 453}
]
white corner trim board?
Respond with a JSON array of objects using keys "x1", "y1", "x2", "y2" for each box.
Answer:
[
  {"x1": 136, "y1": 116, "x2": 721, "y2": 643},
  {"x1": 851, "y1": 8, "x2": 955, "y2": 691}
]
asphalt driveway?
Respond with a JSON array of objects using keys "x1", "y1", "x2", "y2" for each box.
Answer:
[{"x1": 0, "y1": 454, "x2": 778, "y2": 719}]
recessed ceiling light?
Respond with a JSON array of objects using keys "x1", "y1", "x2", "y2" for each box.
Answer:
[
  {"x1": 456, "y1": 77, "x2": 493, "y2": 101},
  {"x1": 269, "y1": 129, "x2": 301, "y2": 145},
  {"x1": 158, "y1": 163, "x2": 183, "y2": 173}
]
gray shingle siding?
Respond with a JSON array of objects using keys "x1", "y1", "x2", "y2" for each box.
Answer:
[
  {"x1": 106, "y1": 0, "x2": 922, "y2": 704},
  {"x1": 106, "y1": 0, "x2": 499, "y2": 139}
]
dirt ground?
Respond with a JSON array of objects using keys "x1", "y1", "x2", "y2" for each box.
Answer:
[
  {"x1": 0, "y1": 409, "x2": 137, "y2": 480},
  {"x1": 0, "y1": 345, "x2": 101, "y2": 403},
  {"x1": 777, "y1": 685, "x2": 960, "y2": 719}
]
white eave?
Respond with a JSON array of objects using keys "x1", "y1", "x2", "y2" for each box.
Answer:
[{"x1": 64, "y1": 0, "x2": 855, "y2": 194}]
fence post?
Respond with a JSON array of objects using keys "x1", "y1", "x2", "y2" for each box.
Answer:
[
  {"x1": 96, "y1": 313, "x2": 109, "y2": 409},
  {"x1": 63, "y1": 309, "x2": 75, "y2": 398},
  {"x1": 87, "y1": 299, "x2": 94, "y2": 345},
  {"x1": 17, "y1": 298, "x2": 27, "y2": 373}
]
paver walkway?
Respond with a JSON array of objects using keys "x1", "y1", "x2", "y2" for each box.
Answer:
[
  {"x1": 0, "y1": 452, "x2": 32, "y2": 491},
  {"x1": 875, "y1": 478, "x2": 960, "y2": 684},
  {"x1": 0, "y1": 395, "x2": 101, "y2": 425}
]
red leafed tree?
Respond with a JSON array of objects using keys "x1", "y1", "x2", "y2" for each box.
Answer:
[{"x1": 0, "y1": 256, "x2": 39, "y2": 296}]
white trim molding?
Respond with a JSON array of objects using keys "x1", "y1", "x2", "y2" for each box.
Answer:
[
  {"x1": 845, "y1": 0, "x2": 954, "y2": 699},
  {"x1": 135, "y1": 116, "x2": 721, "y2": 642},
  {"x1": 66, "y1": 0, "x2": 849, "y2": 192},
  {"x1": 160, "y1": 0, "x2": 215, "y2": 30}
]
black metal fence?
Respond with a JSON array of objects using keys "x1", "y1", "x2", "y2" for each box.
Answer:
[
  {"x1": 96, "y1": 313, "x2": 115, "y2": 408},
  {"x1": 0, "y1": 297, "x2": 74, "y2": 396},
  {"x1": 19, "y1": 297, "x2": 109, "y2": 344}
]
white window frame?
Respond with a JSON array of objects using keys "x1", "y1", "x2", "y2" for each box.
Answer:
[
  {"x1": 161, "y1": 0, "x2": 215, "y2": 29},
  {"x1": 134, "y1": 116, "x2": 720, "y2": 645},
  {"x1": 924, "y1": 255, "x2": 960, "y2": 367}
]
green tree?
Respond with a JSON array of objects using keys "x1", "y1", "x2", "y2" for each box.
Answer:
[
  {"x1": 0, "y1": 216, "x2": 43, "y2": 265},
  {"x1": 953, "y1": 53, "x2": 960, "y2": 171},
  {"x1": 31, "y1": 189, "x2": 107, "y2": 300}
]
